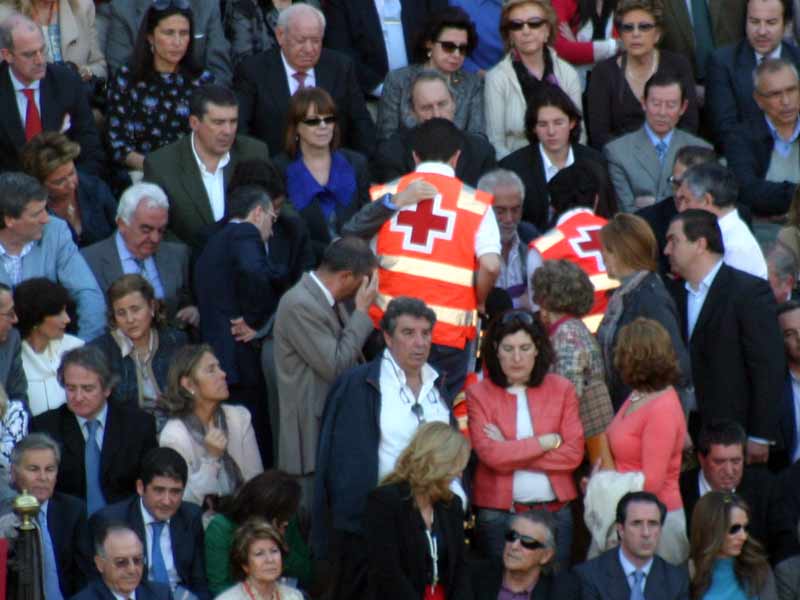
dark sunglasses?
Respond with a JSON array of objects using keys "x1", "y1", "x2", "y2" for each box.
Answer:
[
  {"x1": 152, "y1": 0, "x2": 190, "y2": 9},
  {"x1": 500, "y1": 309, "x2": 535, "y2": 326},
  {"x1": 435, "y1": 40, "x2": 469, "y2": 55},
  {"x1": 729, "y1": 523, "x2": 750, "y2": 535},
  {"x1": 111, "y1": 556, "x2": 144, "y2": 569},
  {"x1": 505, "y1": 529, "x2": 546, "y2": 550},
  {"x1": 619, "y1": 22, "x2": 657, "y2": 33},
  {"x1": 508, "y1": 18, "x2": 548, "y2": 32},
  {"x1": 302, "y1": 116, "x2": 337, "y2": 127},
  {"x1": 667, "y1": 175, "x2": 683, "y2": 188}
]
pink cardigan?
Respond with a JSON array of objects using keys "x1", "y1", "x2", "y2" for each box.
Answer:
[
  {"x1": 606, "y1": 387, "x2": 686, "y2": 511},
  {"x1": 466, "y1": 374, "x2": 585, "y2": 510}
]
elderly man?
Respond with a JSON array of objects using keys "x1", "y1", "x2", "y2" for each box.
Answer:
[
  {"x1": 73, "y1": 524, "x2": 170, "y2": 599},
  {"x1": 236, "y1": 3, "x2": 375, "y2": 157},
  {"x1": 143, "y1": 85, "x2": 270, "y2": 251},
  {"x1": 0, "y1": 172, "x2": 105, "y2": 340},
  {"x1": 313, "y1": 296, "x2": 460, "y2": 600},
  {"x1": 477, "y1": 169, "x2": 539, "y2": 308},
  {"x1": 6, "y1": 433, "x2": 93, "y2": 598},
  {"x1": 675, "y1": 162, "x2": 768, "y2": 279},
  {"x1": 0, "y1": 15, "x2": 104, "y2": 175},
  {"x1": 31, "y1": 346, "x2": 157, "y2": 514},
  {"x1": 766, "y1": 241, "x2": 799, "y2": 302},
  {"x1": 82, "y1": 182, "x2": 195, "y2": 325},
  {"x1": 726, "y1": 57, "x2": 800, "y2": 216},
  {"x1": 0, "y1": 283, "x2": 26, "y2": 405},
  {"x1": 373, "y1": 70, "x2": 496, "y2": 185}
]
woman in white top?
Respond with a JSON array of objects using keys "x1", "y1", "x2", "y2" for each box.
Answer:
[
  {"x1": 484, "y1": 0, "x2": 583, "y2": 160},
  {"x1": 14, "y1": 278, "x2": 84, "y2": 416},
  {"x1": 158, "y1": 344, "x2": 263, "y2": 507}
]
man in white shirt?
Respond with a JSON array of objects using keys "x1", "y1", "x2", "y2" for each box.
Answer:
[{"x1": 675, "y1": 161, "x2": 768, "y2": 279}]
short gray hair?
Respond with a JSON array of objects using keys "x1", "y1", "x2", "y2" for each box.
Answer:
[
  {"x1": 765, "y1": 240, "x2": 799, "y2": 283},
  {"x1": 477, "y1": 169, "x2": 526, "y2": 199},
  {"x1": 511, "y1": 511, "x2": 557, "y2": 551},
  {"x1": 10, "y1": 433, "x2": 61, "y2": 468},
  {"x1": 95, "y1": 523, "x2": 142, "y2": 557},
  {"x1": 754, "y1": 56, "x2": 800, "y2": 90},
  {"x1": 57, "y1": 346, "x2": 118, "y2": 392},
  {"x1": 116, "y1": 182, "x2": 169, "y2": 224},
  {"x1": 682, "y1": 162, "x2": 738, "y2": 209},
  {"x1": 277, "y1": 3, "x2": 326, "y2": 32},
  {"x1": 0, "y1": 14, "x2": 38, "y2": 51},
  {"x1": 409, "y1": 69, "x2": 454, "y2": 106}
]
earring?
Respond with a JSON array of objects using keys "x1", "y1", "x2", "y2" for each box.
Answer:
[{"x1": 427, "y1": 51, "x2": 432, "y2": 59}]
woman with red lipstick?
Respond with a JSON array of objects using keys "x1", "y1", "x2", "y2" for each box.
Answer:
[{"x1": 689, "y1": 493, "x2": 776, "y2": 600}]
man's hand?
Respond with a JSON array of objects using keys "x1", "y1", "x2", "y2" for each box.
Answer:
[
  {"x1": 230, "y1": 317, "x2": 257, "y2": 343},
  {"x1": 354, "y1": 270, "x2": 378, "y2": 312},
  {"x1": 746, "y1": 439, "x2": 769, "y2": 464},
  {"x1": 176, "y1": 306, "x2": 200, "y2": 327},
  {"x1": 393, "y1": 180, "x2": 439, "y2": 208}
]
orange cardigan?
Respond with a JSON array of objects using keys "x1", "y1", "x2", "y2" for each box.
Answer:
[{"x1": 466, "y1": 374, "x2": 585, "y2": 510}]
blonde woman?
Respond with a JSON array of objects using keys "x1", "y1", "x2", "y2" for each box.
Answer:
[{"x1": 364, "y1": 422, "x2": 472, "y2": 600}]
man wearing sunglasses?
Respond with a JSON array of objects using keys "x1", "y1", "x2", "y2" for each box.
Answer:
[{"x1": 577, "y1": 491, "x2": 689, "y2": 600}]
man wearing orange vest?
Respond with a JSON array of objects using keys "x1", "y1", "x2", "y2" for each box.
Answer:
[
  {"x1": 526, "y1": 162, "x2": 619, "y2": 333},
  {"x1": 341, "y1": 118, "x2": 502, "y2": 400}
]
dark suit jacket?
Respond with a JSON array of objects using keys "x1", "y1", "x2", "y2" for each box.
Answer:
[
  {"x1": 363, "y1": 481, "x2": 471, "y2": 600},
  {"x1": 142, "y1": 133, "x2": 270, "y2": 250},
  {"x1": 575, "y1": 547, "x2": 690, "y2": 600},
  {"x1": 31, "y1": 403, "x2": 158, "y2": 505},
  {"x1": 90, "y1": 495, "x2": 209, "y2": 600},
  {"x1": 637, "y1": 197, "x2": 678, "y2": 276},
  {"x1": 680, "y1": 466, "x2": 799, "y2": 563},
  {"x1": 235, "y1": 47, "x2": 376, "y2": 157},
  {"x1": 373, "y1": 126, "x2": 496, "y2": 187},
  {"x1": 725, "y1": 114, "x2": 796, "y2": 216},
  {"x1": 81, "y1": 234, "x2": 192, "y2": 320},
  {"x1": 0, "y1": 328, "x2": 28, "y2": 405},
  {"x1": 499, "y1": 142, "x2": 613, "y2": 230},
  {"x1": 670, "y1": 264, "x2": 785, "y2": 441},
  {"x1": 707, "y1": 40, "x2": 800, "y2": 147},
  {"x1": 194, "y1": 221, "x2": 281, "y2": 387},
  {"x1": 774, "y1": 372, "x2": 798, "y2": 471},
  {"x1": 472, "y1": 559, "x2": 579, "y2": 600},
  {"x1": 47, "y1": 492, "x2": 94, "y2": 597},
  {"x1": 0, "y1": 63, "x2": 104, "y2": 175},
  {"x1": 71, "y1": 578, "x2": 171, "y2": 600},
  {"x1": 323, "y1": 0, "x2": 447, "y2": 95},
  {"x1": 65, "y1": 172, "x2": 117, "y2": 248}
]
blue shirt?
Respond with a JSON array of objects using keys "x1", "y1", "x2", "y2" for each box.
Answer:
[
  {"x1": 449, "y1": 0, "x2": 503, "y2": 72},
  {"x1": 703, "y1": 558, "x2": 751, "y2": 600},
  {"x1": 685, "y1": 258, "x2": 723, "y2": 339},
  {"x1": 764, "y1": 114, "x2": 800, "y2": 158},
  {"x1": 644, "y1": 122, "x2": 675, "y2": 154},
  {"x1": 114, "y1": 232, "x2": 165, "y2": 299}
]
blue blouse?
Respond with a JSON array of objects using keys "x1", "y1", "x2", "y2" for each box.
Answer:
[
  {"x1": 286, "y1": 150, "x2": 357, "y2": 224},
  {"x1": 703, "y1": 558, "x2": 753, "y2": 600}
]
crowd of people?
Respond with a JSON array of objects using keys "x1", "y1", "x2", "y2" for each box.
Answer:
[{"x1": 0, "y1": 0, "x2": 797, "y2": 599}]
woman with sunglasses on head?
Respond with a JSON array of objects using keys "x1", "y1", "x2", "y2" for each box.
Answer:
[
  {"x1": 585, "y1": 0, "x2": 697, "y2": 149},
  {"x1": 273, "y1": 87, "x2": 369, "y2": 264},
  {"x1": 466, "y1": 309, "x2": 584, "y2": 567},
  {"x1": 376, "y1": 6, "x2": 483, "y2": 142},
  {"x1": 689, "y1": 492, "x2": 777, "y2": 600},
  {"x1": 364, "y1": 421, "x2": 472, "y2": 600},
  {"x1": 604, "y1": 317, "x2": 689, "y2": 564},
  {"x1": 106, "y1": 0, "x2": 213, "y2": 177},
  {"x1": 484, "y1": 0, "x2": 583, "y2": 161}
]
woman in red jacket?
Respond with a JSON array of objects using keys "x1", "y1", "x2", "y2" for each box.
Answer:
[{"x1": 467, "y1": 309, "x2": 584, "y2": 568}]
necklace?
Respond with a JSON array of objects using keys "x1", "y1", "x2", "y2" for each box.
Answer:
[
  {"x1": 625, "y1": 50, "x2": 658, "y2": 82},
  {"x1": 243, "y1": 579, "x2": 280, "y2": 600}
]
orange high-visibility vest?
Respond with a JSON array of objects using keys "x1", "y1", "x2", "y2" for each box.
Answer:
[
  {"x1": 369, "y1": 171, "x2": 492, "y2": 349},
  {"x1": 531, "y1": 210, "x2": 619, "y2": 332}
]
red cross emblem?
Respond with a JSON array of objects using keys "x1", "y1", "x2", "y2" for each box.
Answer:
[
  {"x1": 390, "y1": 194, "x2": 456, "y2": 253},
  {"x1": 568, "y1": 225, "x2": 606, "y2": 271}
]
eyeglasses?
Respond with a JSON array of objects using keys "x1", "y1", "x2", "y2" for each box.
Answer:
[
  {"x1": 508, "y1": 18, "x2": 548, "y2": 32},
  {"x1": 111, "y1": 556, "x2": 144, "y2": 569},
  {"x1": 500, "y1": 309, "x2": 535, "y2": 326},
  {"x1": 435, "y1": 40, "x2": 469, "y2": 55},
  {"x1": 728, "y1": 523, "x2": 750, "y2": 535},
  {"x1": 505, "y1": 529, "x2": 546, "y2": 550},
  {"x1": 152, "y1": 0, "x2": 190, "y2": 9},
  {"x1": 301, "y1": 116, "x2": 337, "y2": 127},
  {"x1": 667, "y1": 175, "x2": 683, "y2": 189},
  {"x1": 0, "y1": 308, "x2": 16, "y2": 321},
  {"x1": 619, "y1": 22, "x2": 657, "y2": 33}
]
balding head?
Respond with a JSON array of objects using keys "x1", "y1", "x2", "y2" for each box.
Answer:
[{"x1": 0, "y1": 14, "x2": 46, "y2": 85}]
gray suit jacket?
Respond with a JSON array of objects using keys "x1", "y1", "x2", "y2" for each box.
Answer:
[
  {"x1": 273, "y1": 272, "x2": 374, "y2": 475},
  {"x1": 0, "y1": 329, "x2": 27, "y2": 406},
  {"x1": 104, "y1": 0, "x2": 232, "y2": 85},
  {"x1": 81, "y1": 233, "x2": 191, "y2": 320},
  {"x1": 603, "y1": 127, "x2": 712, "y2": 212}
]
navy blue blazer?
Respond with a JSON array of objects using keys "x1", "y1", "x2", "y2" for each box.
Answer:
[
  {"x1": 707, "y1": 40, "x2": 800, "y2": 148},
  {"x1": 51, "y1": 172, "x2": 117, "y2": 249},
  {"x1": 48, "y1": 492, "x2": 95, "y2": 597},
  {"x1": 194, "y1": 221, "x2": 281, "y2": 387},
  {"x1": 89, "y1": 495, "x2": 210, "y2": 600},
  {"x1": 71, "y1": 578, "x2": 171, "y2": 600}
]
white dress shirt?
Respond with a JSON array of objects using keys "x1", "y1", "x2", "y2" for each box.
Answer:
[
  {"x1": 76, "y1": 402, "x2": 109, "y2": 448},
  {"x1": 309, "y1": 271, "x2": 335, "y2": 307},
  {"x1": 717, "y1": 209, "x2": 768, "y2": 280},
  {"x1": 139, "y1": 499, "x2": 178, "y2": 589},
  {"x1": 538, "y1": 144, "x2": 575, "y2": 183},
  {"x1": 190, "y1": 132, "x2": 230, "y2": 222},
  {"x1": 8, "y1": 68, "x2": 40, "y2": 128},
  {"x1": 281, "y1": 51, "x2": 317, "y2": 95},
  {"x1": 509, "y1": 385, "x2": 557, "y2": 502},
  {"x1": 685, "y1": 258, "x2": 724, "y2": 339}
]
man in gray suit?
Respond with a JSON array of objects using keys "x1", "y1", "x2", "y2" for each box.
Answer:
[
  {"x1": 577, "y1": 491, "x2": 690, "y2": 600},
  {"x1": 81, "y1": 182, "x2": 196, "y2": 326},
  {"x1": 0, "y1": 284, "x2": 26, "y2": 406},
  {"x1": 104, "y1": 0, "x2": 232, "y2": 85},
  {"x1": 604, "y1": 72, "x2": 712, "y2": 213}
]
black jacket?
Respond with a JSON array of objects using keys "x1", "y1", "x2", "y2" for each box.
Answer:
[{"x1": 472, "y1": 558, "x2": 579, "y2": 600}]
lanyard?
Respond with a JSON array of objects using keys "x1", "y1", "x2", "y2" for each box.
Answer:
[{"x1": 425, "y1": 525, "x2": 439, "y2": 586}]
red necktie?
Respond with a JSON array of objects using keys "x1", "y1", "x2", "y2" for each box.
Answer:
[
  {"x1": 22, "y1": 88, "x2": 42, "y2": 141},
  {"x1": 292, "y1": 71, "x2": 307, "y2": 93}
]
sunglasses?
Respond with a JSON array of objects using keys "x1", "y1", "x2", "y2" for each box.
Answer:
[
  {"x1": 301, "y1": 116, "x2": 337, "y2": 127},
  {"x1": 505, "y1": 529, "x2": 546, "y2": 550},
  {"x1": 619, "y1": 22, "x2": 657, "y2": 33},
  {"x1": 500, "y1": 309, "x2": 535, "y2": 326},
  {"x1": 152, "y1": 0, "x2": 190, "y2": 9},
  {"x1": 111, "y1": 556, "x2": 144, "y2": 569},
  {"x1": 667, "y1": 175, "x2": 683, "y2": 188},
  {"x1": 435, "y1": 40, "x2": 469, "y2": 55},
  {"x1": 508, "y1": 18, "x2": 548, "y2": 32},
  {"x1": 729, "y1": 523, "x2": 750, "y2": 535}
]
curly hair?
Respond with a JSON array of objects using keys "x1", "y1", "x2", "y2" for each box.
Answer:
[
  {"x1": 382, "y1": 421, "x2": 470, "y2": 504},
  {"x1": 615, "y1": 0, "x2": 663, "y2": 27},
  {"x1": 500, "y1": 0, "x2": 558, "y2": 49},
  {"x1": 106, "y1": 274, "x2": 167, "y2": 332},
  {"x1": 13, "y1": 277, "x2": 74, "y2": 339},
  {"x1": 599, "y1": 213, "x2": 658, "y2": 274},
  {"x1": 158, "y1": 344, "x2": 215, "y2": 417},
  {"x1": 481, "y1": 310, "x2": 554, "y2": 388},
  {"x1": 410, "y1": 6, "x2": 478, "y2": 64},
  {"x1": 229, "y1": 518, "x2": 288, "y2": 582},
  {"x1": 20, "y1": 132, "x2": 81, "y2": 183},
  {"x1": 532, "y1": 260, "x2": 594, "y2": 317},
  {"x1": 283, "y1": 87, "x2": 341, "y2": 158},
  {"x1": 690, "y1": 493, "x2": 770, "y2": 600},
  {"x1": 613, "y1": 317, "x2": 679, "y2": 392}
]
